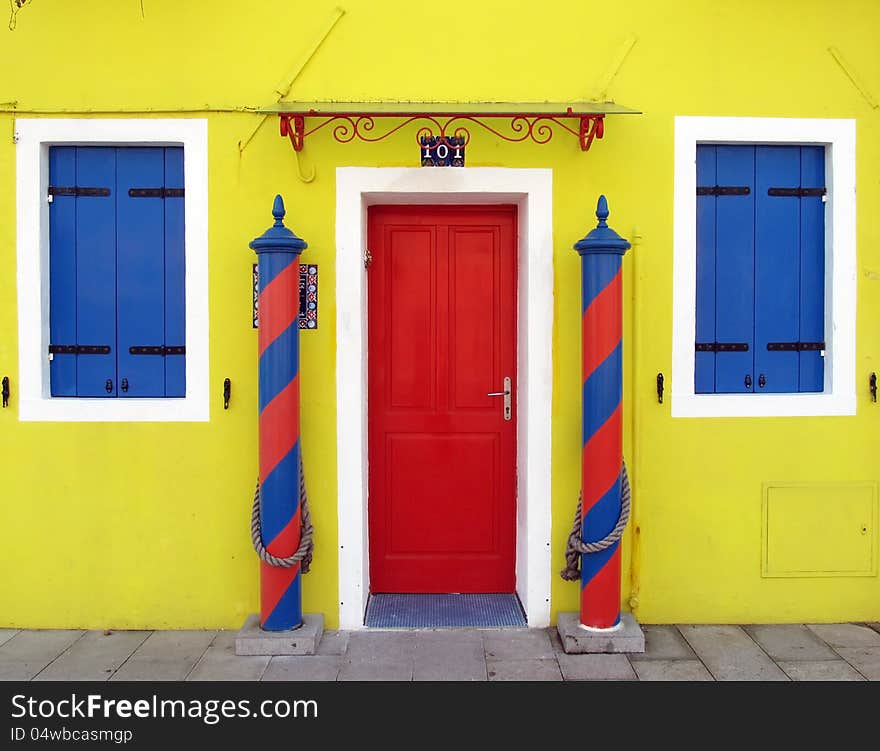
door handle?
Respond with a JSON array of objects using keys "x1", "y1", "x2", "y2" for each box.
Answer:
[{"x1": 487, "y1": 376, "x2": 512, "y2": 421}]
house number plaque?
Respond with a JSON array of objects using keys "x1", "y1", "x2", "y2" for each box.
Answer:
[{"x1": 420, "y1": 135, "x2": 465, "y2": 167}]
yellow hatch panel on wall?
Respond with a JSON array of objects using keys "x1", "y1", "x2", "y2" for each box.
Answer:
[{"x1": 763, "y1": 484, "x2": 878, "y2": 577}]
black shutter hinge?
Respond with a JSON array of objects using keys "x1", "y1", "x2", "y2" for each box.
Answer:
[
  {"x1": 696, "y1": 186, "x2": 751, "y2": 196},
  {"x1": 48, "y1": 344, "x2": 111, "y2": 355},
  {"x1": 656, "y1": 372, "x2": 664, "y2": 404},
  {"x1": 48, "y1": 186, "x2": 111, "y2": 200},
  {"x1": 128, "y1": 346, "x2": 186, "y2": 356},
  {"x1": 767, "y1": 187, "x2": 826, "y2": 198},
  {"x1": 128, "y1": 187, "x2": 185, "y2": 198},
  {"x1": 695, "y1": 342, "x2": 749, "y2": 352},
  {"x1": 870, "y1": 372, "x2": 877, "y2": 403},
  {"x1": 223, "y1": 378, "x2": 231, "y2": 410},
  {"x1": 2, "y1": 376, "x2": 9, "y2": 408},
  {"x1": 766, "y1": 341, "x2": 825, "y2": 351}
]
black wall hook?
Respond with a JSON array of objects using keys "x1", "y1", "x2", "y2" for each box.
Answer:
[
  {"x1": 656, "y1": 372, "x2": 664, "y2": 404},
  {"x1": 1, "y1": 377, "x2": 9, "y2": 408},
  {"x1": 223, "y1": 378, "x2": 231, "y2": 410}
]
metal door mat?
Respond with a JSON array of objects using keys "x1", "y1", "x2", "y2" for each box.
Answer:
[{"x1": 365, "y1": 593, "x2": 527, "y2": 628}]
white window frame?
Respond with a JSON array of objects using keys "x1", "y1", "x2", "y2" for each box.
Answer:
[
  {"x1": 672, "y1": 116, "x2": 856, "y2": 418},
  {"x1": 15, "y1": 118, "x2": 210, "y2": 421}
]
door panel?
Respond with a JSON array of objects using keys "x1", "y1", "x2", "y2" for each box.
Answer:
[
  {"x1": 387, "y1": 227, "x2": 436, "y2": 410},
  {"x1": 368, "y1": 206, "x2": 517, "y2": 593}
]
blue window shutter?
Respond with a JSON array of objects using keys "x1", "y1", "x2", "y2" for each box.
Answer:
[
  {"x1": 714, "y1": 146, "x2": 755, "y2": 393},
  {"x1": 755, "y1": 146, "x2": 800, "y2": 393},
  {"x1": 116, "y1": 148, "x2": 166, "y2": 397},
  {"x1": 48, "y1": 147, "x2": 78, "y2": 396},
  {"x1": 799, "y1": 146, "x2": 825, "y2": 392},
  {"x1": 164, "y1": 147, "x2": 186, "y2": 397},
  {"x1": 695, "y1": 145, "x2": 716, "y2": 393},
  {"x1": 74, "y1": 148, "x2": 117, "y2": 397}
]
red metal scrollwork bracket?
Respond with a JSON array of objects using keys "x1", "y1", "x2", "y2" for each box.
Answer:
[
  {"x1": 278, "y1": 112, "x2": 608, "y2": 153},
  {"x1": 279, "y1": 114, "x2": 305, "y2": 152},
  {"x1": 579, "y1": 115, "x2": 604, "y2": 151}
]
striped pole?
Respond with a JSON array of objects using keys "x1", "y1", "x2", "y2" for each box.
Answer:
[
  {"x1": 249, "y1": 195, "x2": 307, "y2": 631},
  {"x1": 574, "y1": 195, "x2": 631, "y2": 630}
]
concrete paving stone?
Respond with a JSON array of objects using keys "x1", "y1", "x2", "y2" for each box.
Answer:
[
  {"x1": 415, "y1": 629, "x2": 483, "y2": 652},
  {"x1": 0, "y1": 630, "x2": 20, "y2": 648},
  {"x1": 631, "y1": 659, "x2": 714, "y2": 681},
  {"x1": 487, "y1": 659, "x2": 562, "y2": 681},
  {"x1": 337, "y1": 658, "x2": 413, "y2": 681},
  {"x1": 834, "y1": 648, "x2": 880, "y2": 680},
  {"x1": 557, "y1": 653, "x2": 637, "y2": 681},
  {"x1": 548, "y1": 627, "x2": 565, "y2": 652},
  {"x1": 345, "y1": 631, "x2": 418, "y2": 660},
  {"x1": 417, "y1": 628, "x2": 484, "y2": 643},
  {"x1": 628, "y1": 626, "x2": 697, "y2": 661},
  {"x1": 187, "y1": 631, "x2": 269, "y2": 681},
  {"x1": 484, "y1": 629, "x2": 555, "y2": 661},
  {"x1": 0, "y1": 629, "x2": 84, "y2": 662},
  {"x1": 413, "y1": 632, "x2": 486, "y2": 681},
  {"x1": 679, "y1": 625, "x2": 789, "y2": 681},
  {"x1": 262, "y1": 656, "x2": 342, "y2": 681},
  {"x1": 0, "y1": 663, "x2": 41, "y2": 681},
  {"x1": 110, "y1": 631, "x2": 216, "y2": 681},
  {"x1": 0, "y1": 630, "x2": 85, "y2": 681},
  {"x1": 807, "y1": 623, "x2": 880, "y2": 649},
  {"x1": 35, "y1": 630, "x2": 150, "y2": 681},
  {"x1": 745, "y1": 624, "x2": 838, "y2": 662},
  {"x1": 316, "y1": 630, "x2": 350, "y2": 656},
  {"x1": 414, "y1": 656, "x2": 487, "y2": 681},
  {"x1": 778, "y1": 660, "x2": 866, "y2": 681}
]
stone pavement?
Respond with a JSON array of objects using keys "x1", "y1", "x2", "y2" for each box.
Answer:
[{"x1": 1, "y1": 623, "x2": 879, "y2": 681}]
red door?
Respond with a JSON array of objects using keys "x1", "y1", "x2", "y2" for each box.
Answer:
[{"x1": 368, "y1": 205, "x2": 517, "y2": 593}]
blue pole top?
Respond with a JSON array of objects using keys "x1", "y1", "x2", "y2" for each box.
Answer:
[
  {"x1": 574, "y1": 195, "x2": 631, "y2": 256},
  {"x1": 249, "y1": 195, "x2": 308, "y2": 255}
]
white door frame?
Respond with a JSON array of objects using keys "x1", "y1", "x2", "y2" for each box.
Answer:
[{"x1": 335, "y1": 167, "x2": 554, "y2": 629}]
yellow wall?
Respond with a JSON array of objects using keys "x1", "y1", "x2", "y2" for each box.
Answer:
[{"x1": 1, "y1": 0, "x2": 878, "y2": 629}]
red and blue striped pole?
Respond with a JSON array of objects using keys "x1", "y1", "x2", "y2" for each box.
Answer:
[
  {"x1": 250, "y1": 195, "x2": 307, "y2": 631},
  {"x1": 574, "y1": 195, "x2": 631, "y2": 630}
]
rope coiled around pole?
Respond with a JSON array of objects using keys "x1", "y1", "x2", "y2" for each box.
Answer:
[
  {"x1": 560, "y1": 462, "x2": 630, "y2": 581},
  {"x1": 251, "y1": 453, "x2": 314, "y2": 572}
]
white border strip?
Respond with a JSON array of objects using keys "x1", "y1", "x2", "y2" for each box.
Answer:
[
  {"x1": 15, "y1": 118, "x2": 210, "y2": 421},
  {"x1": 335, "y1": 167, "x2": 554, "y2": 629},
  {"x1": 671, "y1": 116, "x2": 856, "y2": 418}
]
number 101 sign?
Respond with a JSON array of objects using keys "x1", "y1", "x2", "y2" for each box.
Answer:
[{"x1": 420, "y1": 135, "x2": 465, "y2": 167}]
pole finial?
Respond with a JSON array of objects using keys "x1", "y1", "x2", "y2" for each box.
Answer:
[
  {"x1": 596, "y1": 195, "x2": 609, "y2": 227},
  {"x1": 573, "y1": 194, "x2": 630, "y2": 256},
  {"x1": 272, "y1": 195, "x2": 286, "y2": 226},
  {"x1": 250, "y1": 194, "x2": 307, "y2": 255}
]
